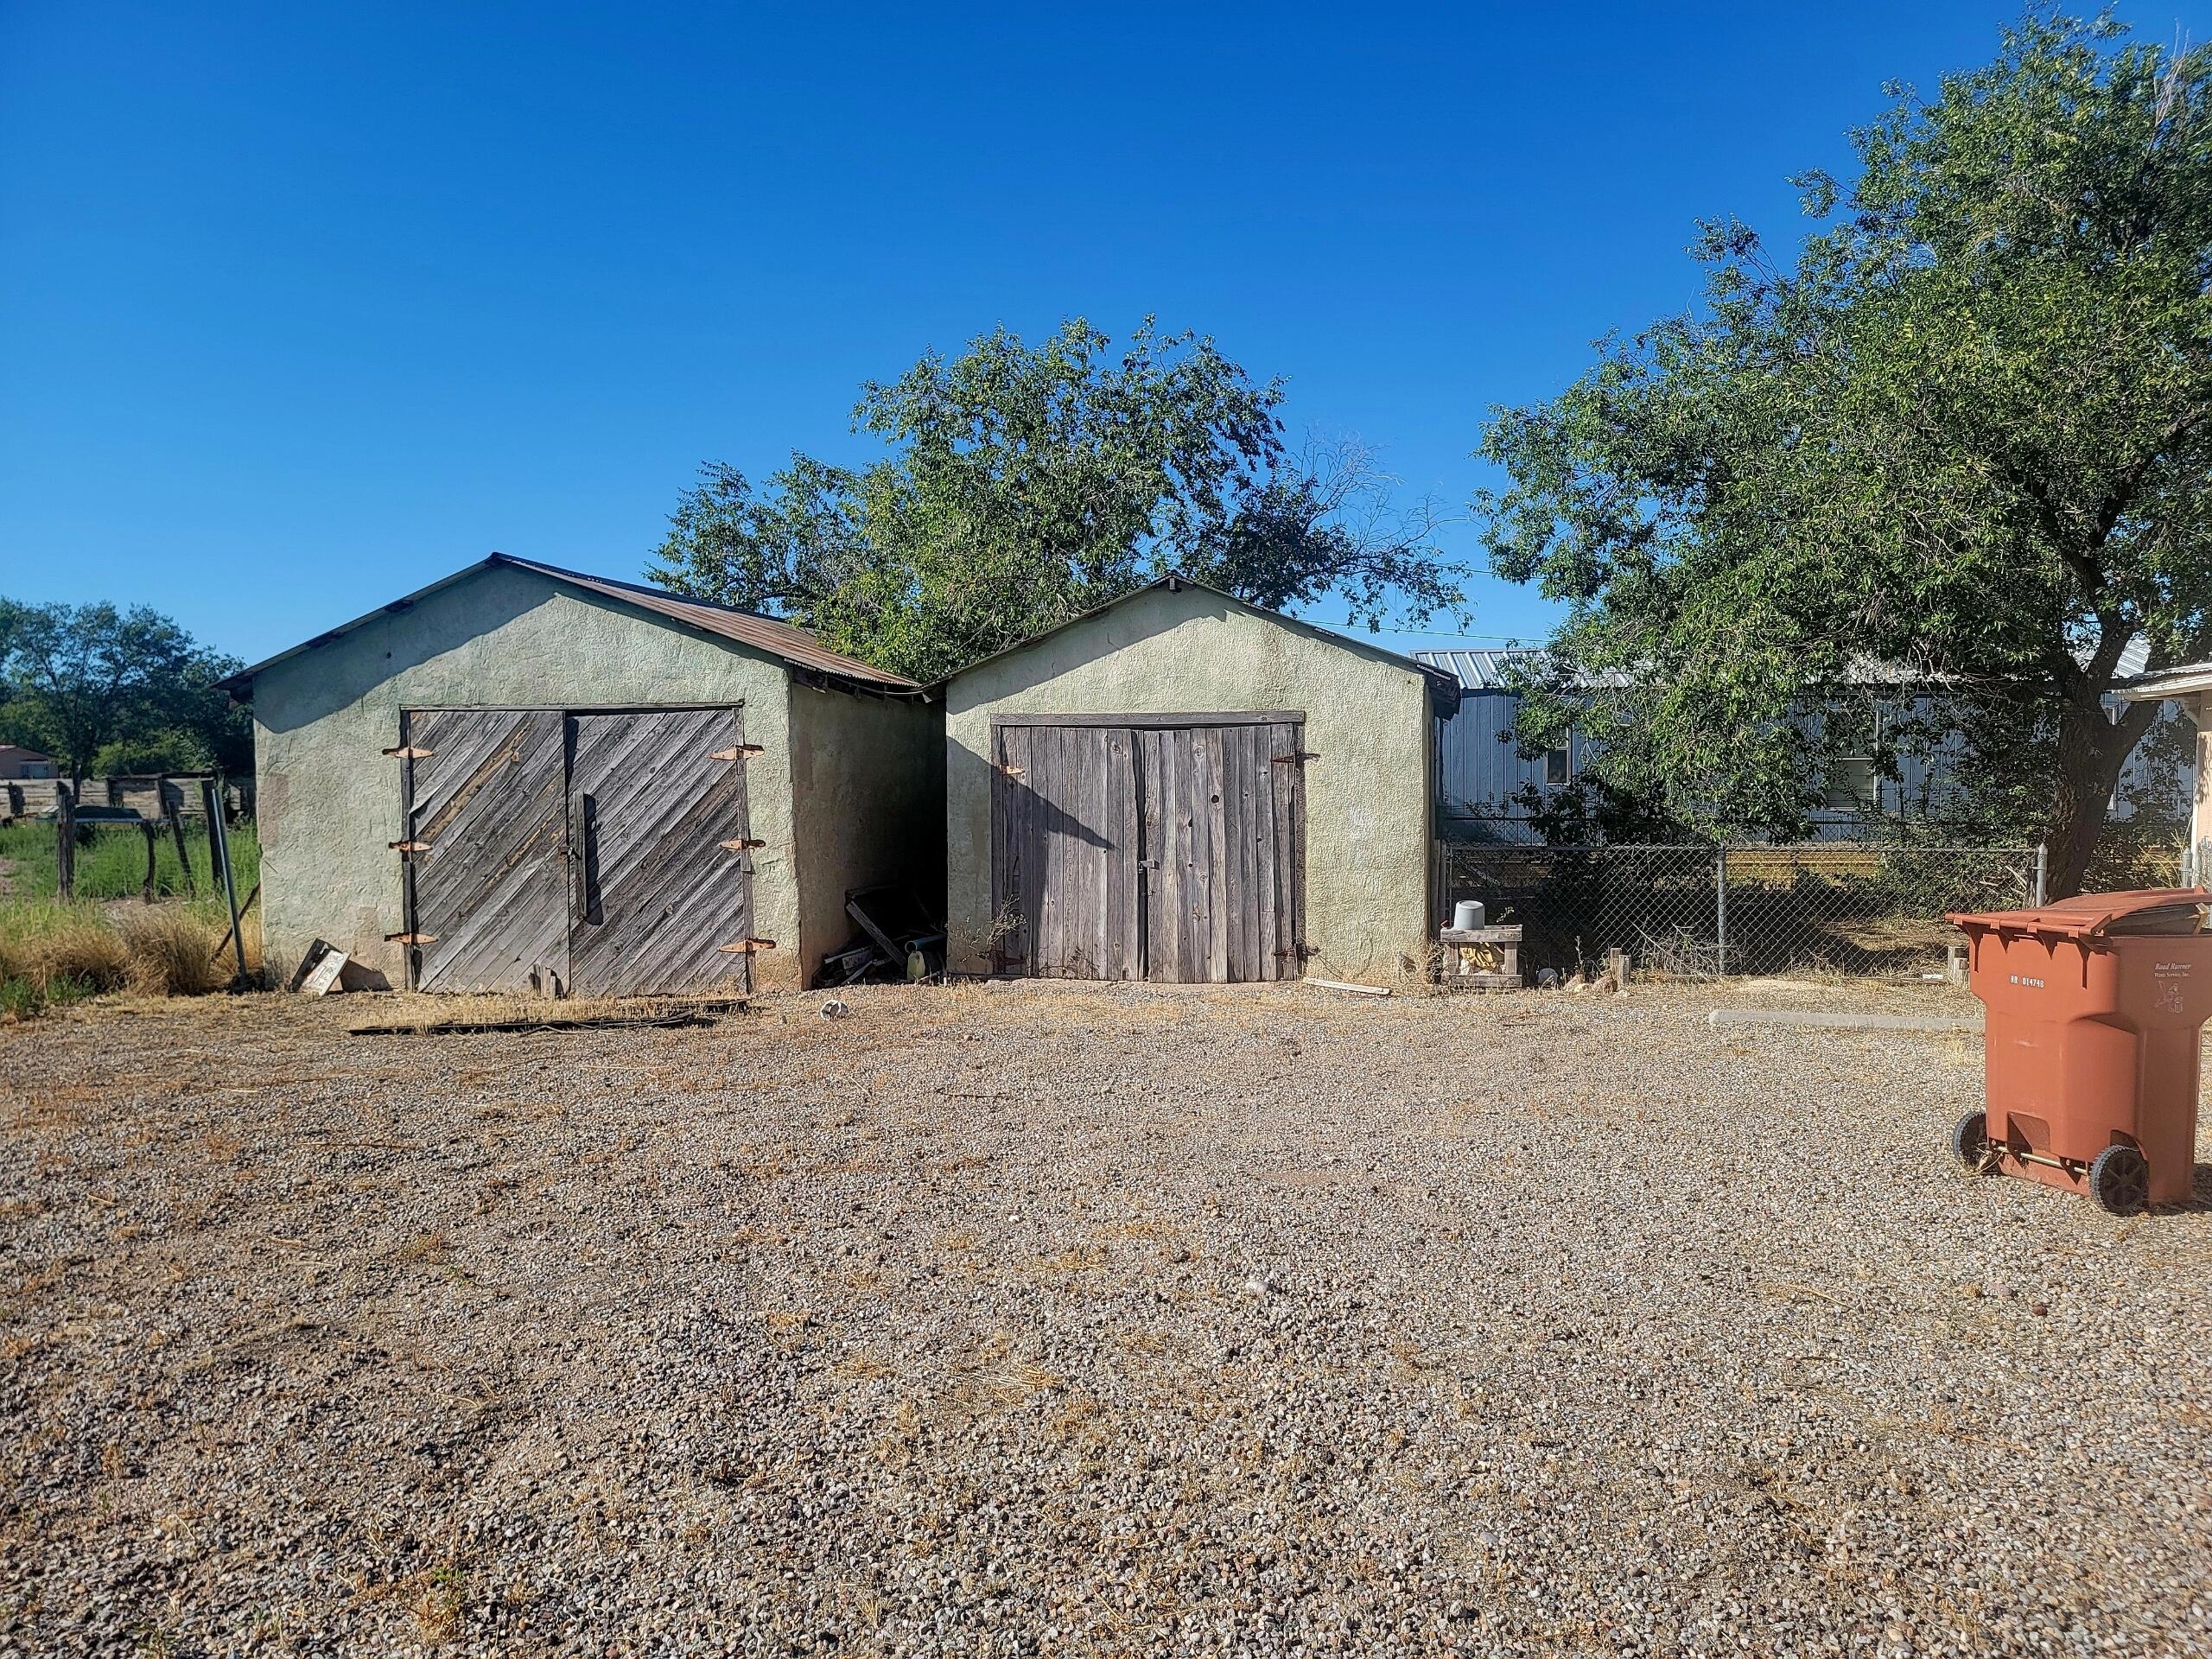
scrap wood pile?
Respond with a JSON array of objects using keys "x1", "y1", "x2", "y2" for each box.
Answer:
[{"x1": 817, "y1": 885, "x2": 944, "y2": 987}]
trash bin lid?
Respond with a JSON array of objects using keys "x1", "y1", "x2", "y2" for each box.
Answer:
[{"x1": 1946, "y1": 887, "x2": 2212, "y2": 938}]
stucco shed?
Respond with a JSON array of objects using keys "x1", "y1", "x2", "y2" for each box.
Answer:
[
  {"x1": 226, "y1": 555, "x2": 942, "y2": 995},
  {"x1": 941, "y1": 577, "x2": 1460, "y2": 984}
]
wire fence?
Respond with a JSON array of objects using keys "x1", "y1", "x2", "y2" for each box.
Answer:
[{"x1": 1440, "y1": 842, "x2": 2073, "y2": 980}]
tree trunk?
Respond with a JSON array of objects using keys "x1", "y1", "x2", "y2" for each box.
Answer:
[{"x1": 2044, "y1": 696, "x2": 2162, "y2": 899}]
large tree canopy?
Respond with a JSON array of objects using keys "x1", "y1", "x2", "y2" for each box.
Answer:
[
  {"x1": 651, "y1": 319, "x2": 1465, "y2": 683},
  {"x1": 0, "y1": 600, "x2": 248, "y2": 785},
  {"x1": 1475, "y1": 11, "x2": 2212, "y2": 894}
]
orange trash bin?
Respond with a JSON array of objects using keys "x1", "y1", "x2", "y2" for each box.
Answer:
[{"x1": 1946, "y1": 888, "x2": 2212, "y2": 1213}]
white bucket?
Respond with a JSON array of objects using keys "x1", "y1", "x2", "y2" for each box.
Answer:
[{"x1": 1452, "y1": 899, "x2": 1485, "y2": 931}]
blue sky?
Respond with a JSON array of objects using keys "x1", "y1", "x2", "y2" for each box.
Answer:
[{"x1": 5, "y1": 3, "x2": 2209, "y2": 666}]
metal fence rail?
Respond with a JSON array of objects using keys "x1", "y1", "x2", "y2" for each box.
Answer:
[{"x1": 1440, "y1": 842, "x2": 2048, "y2": 980}]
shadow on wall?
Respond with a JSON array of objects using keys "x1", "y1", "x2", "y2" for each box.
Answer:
[{"x1": 251, "y1": 569, "x2": 609, "y2": 734}]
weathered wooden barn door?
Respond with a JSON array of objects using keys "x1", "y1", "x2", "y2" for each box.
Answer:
[
  {"x1": 566, "y1": 707, "x2": 753, "y2": 995},
  {"x1": 990, "y1": 722, "x2": 1141, "y2": 977},
  {"x1": 990, "y1": 715, "x2": 1305, "y2": 983},
  {"x1": 401, "y1": 708, "x2": 569, "y2": 993},
  {"x1": 1138, "y1": 720, "x2": 1306, "y2": 982}
]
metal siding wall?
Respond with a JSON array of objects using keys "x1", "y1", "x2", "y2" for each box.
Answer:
[{"x1": 1438, "y1": 691, "x2": 1587, "y2": 830}]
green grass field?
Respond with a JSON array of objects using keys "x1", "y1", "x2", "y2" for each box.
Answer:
[
  {"x1": 0, "y1": 817, "x2": 258, "y2": 905},
  {"x1": 0, "y1": 818, "x2": 262, "y2": 1016}
]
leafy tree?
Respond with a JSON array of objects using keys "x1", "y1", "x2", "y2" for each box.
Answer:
[
  {"x1": 1475, "y1": 11, "x2": 2212, "y2": 895},
  {"x1": 0, "y1": 601, "x2": 246, "y2": 785},
  {"x1": 91, "y1": 730, "x2": 213, "y2": 778},
  {"x1": 651, "y1": 318, "x2": 1464, "y2": 682}
]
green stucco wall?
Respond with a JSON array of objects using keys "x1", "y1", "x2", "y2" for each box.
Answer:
[
  {"x1": 787, "y1": 681, "x2": 946, "y2": 987},
  {"x1": 943, "y1": 584, "x2": 1433, "y2": 982},
  {"x1": 251, "y1": 563, "x2": 803, "y2": 988}
]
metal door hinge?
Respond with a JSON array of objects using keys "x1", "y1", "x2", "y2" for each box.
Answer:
[
  {"x1": 386, "y1": 931, "x2": 438, "y2": 944},
  {"x1": 389, "y1": 839, "x2": 430, "y2": 854},
  {"x1": 995, "y1": 762, "x2": 1026, "y2": 778},
  {"x1": 1273, "y1": 750, "x2": 1319, "y2": 765},
  {"x1": 719, "y1": 837, "x2": 767, "y2": 852},
  {"x1": 1274, "y1": 943, "x2": 1319, "y2": 960},
  {"x1": 717, "y1": 938, "x2": 779, "y2": 953},
  {"x1": 384, "y1": 745, "x2": 432, "y2": 759},
  {"x1": 711, "y1": 744, "x2": 766, "y2": 761}
]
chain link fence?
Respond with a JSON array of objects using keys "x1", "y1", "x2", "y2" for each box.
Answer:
[{"x1": 1440, "y1": 842, "x2": 2070, "y2": 980}]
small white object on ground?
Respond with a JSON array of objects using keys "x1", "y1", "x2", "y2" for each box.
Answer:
[
  {"x1": 1304, "y1": 977, "x2": 1391, "y2": 997},
  {"x1": 821, "y1": 998, "x2": 849, "y2": 1019}
]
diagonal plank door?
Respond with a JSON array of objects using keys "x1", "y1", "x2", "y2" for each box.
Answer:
[
  {"x1": 403, "y1": 708, "x2": 569, "y2": 993},
  {"x1": 567, "y1": 707, "x2": 753, "y2": 996}
]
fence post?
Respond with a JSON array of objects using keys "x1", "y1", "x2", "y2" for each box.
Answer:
[
  {"x1": 1714, "y1": 843, "x2": 1729, "y2": 976},
  {"x1": 54, "y1": 780, "x2": 75, "y2": 902},
  {"x1": 2033, "y1": 842, "x2": 2048, "y2": 907}
]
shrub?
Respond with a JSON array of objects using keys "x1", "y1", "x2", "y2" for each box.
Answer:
[
  {"x1": 118, "y1": 909, "x2": 227, "y2": 996},
  {"x1": 28, "y1": 915, "x2": 131, "y2": 994}
]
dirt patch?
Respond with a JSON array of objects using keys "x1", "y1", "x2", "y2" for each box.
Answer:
[{"x1": 1, "y1": 980, "x2": 2206, "y2": 1653}]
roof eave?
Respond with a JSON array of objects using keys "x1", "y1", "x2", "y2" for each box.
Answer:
[
  {"x1": 937, "y1": 573, "x2": 1463, "y2": 714},
  {"x1": 2117, "y1": 662, "x2": 2212, "y2": 702},
  {"x1": 216, "y1": 552, "x2": 925, "y2": 701}
]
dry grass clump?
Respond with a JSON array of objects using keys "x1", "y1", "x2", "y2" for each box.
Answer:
[
  {"x1": 29, "y1": 916, "x2": 134, "y2": 991},
  {"x1": 0, "y1": 900, "x2": 248, "y2": 1018},
  {"x1": 118, "y1": 909, "x2": 228, "y2": 996},
  {"x1": 0, "y1": 906, "x2": 133, "y2": 1014}
]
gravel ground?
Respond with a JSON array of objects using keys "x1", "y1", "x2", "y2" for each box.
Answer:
[{"x1": 2, "y1": 979, "x2": 2209, "y2": 1657}]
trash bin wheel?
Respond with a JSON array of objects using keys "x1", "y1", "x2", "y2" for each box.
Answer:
[
  {"x1": 2088, "y1": 1145, "x2": 2151, "y2": 1216},
  {"x1": 1950, "y1": 1109, "x2": 1993, "y2": 1173}
]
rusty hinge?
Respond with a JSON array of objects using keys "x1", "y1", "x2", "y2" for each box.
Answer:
[
  {"x1": 711, "y1": 744, "x2": 766, "y2": 761},
  {"x1": 1272, "y1": 750, "x2": 1319, "y2": 766},
  {"x1": 386, "y1": 931, "x2": 438, "y2": 944},
  {"x1": 995, "y1": 762, "x2": 1026, "y2": 778},
  {"x1": 1274, "y1": 943, "x2": 1319, "y2": 961},
  {"x1": 719, "y1": 837, "x2": 767, "y2": 852},
  {"x1": 389, "y1": 839, "x2": 430, "y2": 854},
  {"x1": 383, "y1": 745, "x2": 432, "y2": 759},
  {"x1": 716, "y1": 938, "x2": 779, "y2": 954}
]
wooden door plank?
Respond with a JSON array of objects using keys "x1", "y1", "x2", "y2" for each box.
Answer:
[
  {"x1": 1200, "y1": 726, "x2": 1230, "y2": 982},
  {"x1": 1141, "y1": 728, "x2": 1174, "y2": 982},
  {"x1": 1252, "y1": 725, "x2": 1280, "y2": 980},
  {"x1": 1109, "y1": 728, "x2": 1139, "y2": 979},
  {"x1": 1171, "y1": 727, "x2": 1198, "y2": 983},
  {"x1": 1036, "y1": 725, "x2": 1065, "y2": 975},
  {"x1": 1219, "y1": 724, "x2": 1249, "y2": 982}
]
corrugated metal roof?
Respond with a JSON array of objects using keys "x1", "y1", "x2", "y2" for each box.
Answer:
[
  {"x1": 1413, "y1": 648, "x2": 1530, "y2": 690},
  {"x1": 219, "y1": 554, "x2": 922, "y2": 697},
  {"x1": 492, "y1": 556, "x2": 918, "y2": 690}
]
